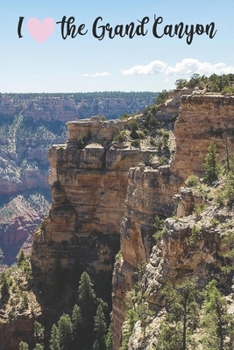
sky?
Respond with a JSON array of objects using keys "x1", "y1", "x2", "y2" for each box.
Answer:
[{"x1": 0, "y1": 0, "x2": 233, "y2": 93}]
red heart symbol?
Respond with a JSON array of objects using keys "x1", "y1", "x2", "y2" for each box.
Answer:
[{"x1": 27, "y1": 18, "x2": 55, "y2": 44}]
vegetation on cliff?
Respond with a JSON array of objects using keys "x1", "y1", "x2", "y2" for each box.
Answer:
[
  {"x1": 118, "y1": 140, "x2": 234, "y2": 349},
  {"x1": 175, "y1": 73, "x2": 234, "y2": 93}
]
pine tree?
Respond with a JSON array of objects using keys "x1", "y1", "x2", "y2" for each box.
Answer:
[
  {"x1": 33, "y1": 344, "x2": 44, "y2": 350},
  {"x1": 105, "y1": 326, "x2": 112, "y2": 350},
  {"x1": 1, "y1": 272, "x2": 10, "y2": 304},
  {"x1": 58, "y1": 314, "x2": 73, "y2": 350},
  {"x1": 78, "y1": 271, "x2": 97, "y2": 348},
  {"x1": 155, "y1": 323, "x2": 183, "y2": 350},
  {"x1": 94, "y1": 302, "x2": 107, "y2": 350},
  {"x1": 18, "y1": 250, "x2": 26, "y2": 267},
  {"x1": 155, "y1": 278, "x2": 201, "y2": 350},
  {"x1": 71, "y1": 304, "x2": 82, "y2": 348},
  {"x1": 49, "y1": 324, "x2": 60, "y2": 350},
  {"x1": 78, "y1": 271, "x2": 96, "y2": 308},
  {"x1": 93, "y1": 340, "x2": 100, "y2": 350},
  {"x1": 34, "y1": 321, "x2": 44, "y2": 342},
  {"x1": 203, "y1": 141, "x2": 219, "y2": 185},
  {"x1": 201, "y1": 280, "x2": 234, "y2": 350},
  {"x1": 19, "y1": 342, "x2": 29, "y2": 350},
  {"x1": 120, "y1": 281, "x2": 151, "y2": 350},
  {"x1": 78, "y1": 271, "x2": 96, "y2": 322}
]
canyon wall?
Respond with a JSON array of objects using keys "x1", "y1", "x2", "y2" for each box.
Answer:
[
  {"x1": 30, "y1": 116, "x2": 159, "y2": 281},
  {"x1": 0, "y1": 93, "x2": 156, "y2": 121},
  {"x1": 171, "y1": 94, "x2": 234, "y2": 179},
  {"x1": 28, "y1": 92, "x2": 234, "y2": 349},
  {"x1": 0, "y1": 92, "x2": 156, "y2": 267},
  {"x1": 112, "y1": 93, "x2": 234, "y2": 349}
]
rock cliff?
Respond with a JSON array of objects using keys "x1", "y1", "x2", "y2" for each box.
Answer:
[
  {"x1": 111, "y1": 93, "x2": 234, "y2": 349},
  {"x1": 171, "y1": 94, "x2": 234, "y2": 179},
  {"x1": 3, "y1": 90, "x2": 234, "y2": 349},
  {"x1": 30, "y1": 116, "x2": 161, "y2": 283},
  {"x1": 0, "y1": 92, "x2": 156, "y2": 267}
]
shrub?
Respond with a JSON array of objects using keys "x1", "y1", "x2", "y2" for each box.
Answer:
[
  {"x1": 193, "y1": 203, "x2": 206, "y2": 216},
  {"x1": 157, "y1": 129, "x2": 169, "y2": 138},
  {"x1": 157, "y1": 140, "x2": 163, "y2": 151},
  {"x1": 77, "y1": 136, "x2": 84, "y2": 149},
  {"x1": 210, "y1": 217, "x2": 219, "y2": 226},
  {"x1": 189, "y1": 225, "x2": 202, "y2": 244},
  {"x1": 185, "y1": 175, "x2": 199, "y2": 187},
  {"x1": 155, "y1": 89, "x2": 170, "y2": 106},
  {"x1": 128, "y1": 119, "x2": 139, "y2": 132},
  {"x1": 150, "y1": 138, "x2": 156, "y2": 146},
  {"x1": 138, "y1": 131, "x2": 145, "y2": 139},
  {"x1": 158, "y1": 156, "x2": 168, "y2": 165},
  {"x1": 114, "y1": 130, "x2": 126, "y2": 143},
  {"x1": 149, "y1": 116, "x2": 160, "y2": 127},
  {"x1": 131, "y1": 139, "x2": 140, "y2": 148}
]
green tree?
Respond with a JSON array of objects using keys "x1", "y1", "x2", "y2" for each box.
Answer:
[
  {"x1": 128, "y1": 119, "x2": 139, "y2": 139},
  {"x1": 201, "y1": 280, "x2": 234, "y2": 350},
  {"x1": 49, "y1": 324, "x2": 60, "y2": 350},
  {"x1": 105, "y1": 326, "x2": 112, "y2": 350},
  {"x1": 93, "y1": 340, "x2": 100, "y2": 350},
  {"x1": 175, "y1": 79, "x2": 187, "y2": 89},
  {"x1": 120, "y1": 281, "x2": 151, "y2": 350},
  {"x1": 19, "y1": 342, "x2": 29, "y2": 350},
  {"x1": 58, "y1": 314, "x2": 73, "y2": 350},
  {"x1": 18, "y1": 250, "x2": 26, "y2": 267},
  {"x1": 186, "y1": 73, "x2": 200, "y2": 88},
  {"x1": 155, "y1": 323, "x2": 183, "y2": 350},
  {"x1": 203, "y1": 141, "x2": 219, "y2": 185},
  {"x1": 77, "y1": 272, "x2": 98, "y2": 350},
  {"x1": 78, "y1": 271, "x2": 96, "y2": 319},
  {"x1": 155, "y1": 278, "x2": 201, "y2": 350},
  {"x1": 1, "y1": 272, "x2": 10, "y2": 304},
  {"x1": 34, "y1": 321, "x2": 44, "y2": 342},
  {"x1": 71, "y1": 304, "x2": 82, "y2": 348},
  {"x1": 33, "y1": 344, "x2": 44, "y2": 350},
  {"x1": 94, "y1": 302, "x2": 107, "y2": 350},
  {"x1": 156, "y1": 90, "x2": 170, "y2": 106}
]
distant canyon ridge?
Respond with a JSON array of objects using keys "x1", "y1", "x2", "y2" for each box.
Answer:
[{"x1": 0, "y1": 91, "x2": 157, "y2": 267}]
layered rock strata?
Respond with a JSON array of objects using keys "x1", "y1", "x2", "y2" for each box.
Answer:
[
  {"x1": 171, "y1": 94, "x2": 234, "y2": 179},
  {"x1": 112, "y1": 164, "x2": 179, "y2": 348},
  {"x1": 30, "y1": 93, "x2": 234, "y2": 350},
  {"x1": 31, "y1": 117, "x2": 158, "y2": 281},
  {"x1": 112, "y1": 93, "x2": 234, "y2": 349}
]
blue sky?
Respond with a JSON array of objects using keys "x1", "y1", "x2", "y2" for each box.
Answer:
[{"x1": 0, "y1": 0, "x2": 233, "y2": 92}]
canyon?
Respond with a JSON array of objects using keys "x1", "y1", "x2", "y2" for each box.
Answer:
[
  {"x1": 0, "y1": 92, "x2": 156, "y2": 267},
  {"x1": 1, "y1": 88, "x2": 234, "y2": 349},
  {"x1": 31, "y1": 90, "x2": 234, "y2": 349}
]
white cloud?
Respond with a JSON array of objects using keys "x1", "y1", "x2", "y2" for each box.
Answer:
[
  {"x1": 121, "y1": 60, "x2": 167, "y2": 76},
  {"x1": 83, "y1": 72, "x2": 110, "y2": 77},
  {"x1": 165, "y1": 59, "x2": 234, "y2": 76},
  {"x1": 121, "y1": 59, "x2": 234, "y2": 77}
]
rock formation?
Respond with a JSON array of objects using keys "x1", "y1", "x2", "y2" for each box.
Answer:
[
  {"x1": 30, "y1": 116, "x2": 160, "y2": 282},
  {"x1": 111, "y1": 93, "x2": 234, "y2": 349},
  {"x1": 0, "y1": 92, "x2": 156, "y2": 267},
  {"x1": 29, "y1": 91, "x2": 234, "y2": 350},
  {"x1": 2, "y1": 89, "x2": 234, "y2": 349},
  {"x1": 171, "y1": 94, "x2": 234, "y2": 179}
]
